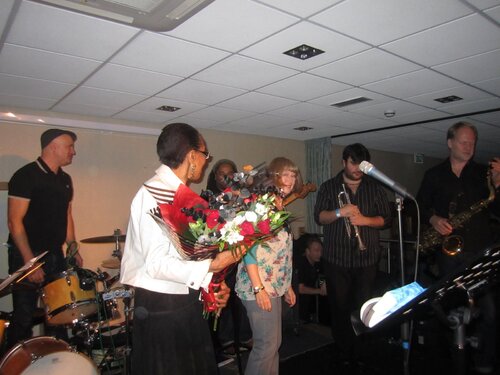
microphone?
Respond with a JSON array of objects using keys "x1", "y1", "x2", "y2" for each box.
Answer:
[{"x1": 359, "y1": 161, "x2": 415, "y2": 200}]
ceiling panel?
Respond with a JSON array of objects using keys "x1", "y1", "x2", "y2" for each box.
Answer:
[
  {"x1": 0, "y1": 0, "x2": 498, "y2": 163},
  {"x1": 310, "y1": 0, "x2": 473, "y2": 45},
  {"x1": 166, "y1": 0, "x2": 299, "y2": 52},
  {"x1": 382, "y1": 14, "x2": 500, "y2": 66}
]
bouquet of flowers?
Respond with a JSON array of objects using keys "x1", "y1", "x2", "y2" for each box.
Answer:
[{"x1": 149, "y1": 164, "x2": 290, "y2": 321}]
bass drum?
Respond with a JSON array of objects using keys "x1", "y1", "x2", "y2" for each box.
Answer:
[{"x1": 0, "y1": 336, "x2": 98, "y2": 375}]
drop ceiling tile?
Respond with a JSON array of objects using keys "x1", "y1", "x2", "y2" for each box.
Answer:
[
  {"x1": 112, "y1": 31, "x2": 230, "y2": 77},
  {"x1": 84, "y1": 64, "x2": 183, "y2": 96},
  {"x1": 308, "y1": 109, "x2": 374, "y2": 128},
  {"x1": 485, "y1": 5, "x2": 500, "y2": 22},
  {"x1": 390, "y1": 109, "x2": 450, "y2": 124},
  {"x1": 219, "y1": 114, "x2": 292, "y2": 131},
  {"x1": 192, "y1": 55, "x2": 297, "y2": 90},
  {"x1": 157, "y1": 79, "x2": 246, "y2": 105},
  {"x1": 436, "y1": 97, "x2": 500, "y2": 115},
  {"x1": 382, "y1": 14, "x2": 500, "y2": 66},
  {"x1": 311, "y1": 48, "x2": 420, "y2": 86},
  {"x1": 406, "y1": 85, "x2": 493, "y2": 109},
  {"x1": 267, "y1": 102, "x2": 342, "y2": 121},
  {"x1": 433, "y1": 49, "x2": 500, "y2": 83},
  {"x1": 55, "y1": 86, "x2": 147, "y2": 111},
  {"x1": 258, "y1": 73, "x2": 351, "y2": 101},
  {"x1": 128, "y1": 97, "x2": 207, "y2": 115},
  {"x1": 187, "y1": 106, "x2": 256, "y2": 122},
  {"x1": 240, "y1": 21, "x2": 369, "y2": 70},
  {"x1": 351, "y1": 100, "x2": 429, "y2": 120},
  {"x1": 168, "y1": 115, "x2": 224, "y2": 129},
  {"x1": 465, "y1": 0, "x2": 499, "y2": 10},
  {"x1": 0, "y1": 44, "x2": 101, "y2": 84},
  {"x1": 7, "y1": 1, "x2": 138, "y2": 60},
  {"x1": 310, "y1": 0, "x2": 472, "y2": 45},
  {"x1": 0, "y1": 73, "x2": 75, "y2": 99},
  {"x1": 113, "y1": 109, "x2": 178, "y2": 124},
  {"x1": 256, "y1": 0, "x2": 342, "y2": 17},
  {"x1": 167, "y1": 0, "x2": 298, "y2": 52},
  {"x1": 52, "y1": 102, "x2": 124, "y2": 117},
  {"x1": 363, "y1": 70, "x2": 460, "y2": 99},
  {"x1": 473, "y1": 77, "x2": 500, "y2": 96},
  {"x1": 218, "y1": 92, "x2": 298, "y2": 113},
  {"x1": 0, "y1": 93, "x2": 57, "y2": 110},
  {"x1": 310, "y1": 88, "x2": 394, "y2": 109}
]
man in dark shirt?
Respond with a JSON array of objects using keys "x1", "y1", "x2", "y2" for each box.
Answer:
[
  {"x1": 296, "y1": 235, "x2": 328, "y2": 323},
  {"x1": 417, "y1": 121, "x2": 500, "y2": 374},
  {"x1": 6, "y1": 128, "x2": 82, "y2": 349},
  {"x1": 314, "y1": 143, "x2": 391, "y2": 362}
]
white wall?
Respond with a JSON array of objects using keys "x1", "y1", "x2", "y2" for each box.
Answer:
[{"x1": 0, "y1": 122, "x2": 307, "y2": 280}]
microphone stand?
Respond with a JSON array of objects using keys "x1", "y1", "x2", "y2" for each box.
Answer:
[{"x1": 395, "y1": 193, "x2": 411, "y2": 375}]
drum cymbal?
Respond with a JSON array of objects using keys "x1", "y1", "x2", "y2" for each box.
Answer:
[
  {"x1": 81, "y1": 234, "x2": 126, "y2": 244},
  {"x1": 101, "y1": 258, "x2": 121, "y2": 269}
]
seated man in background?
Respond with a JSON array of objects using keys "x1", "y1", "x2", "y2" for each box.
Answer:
[{"x1": 296, "y1": 235, "x2": 329, "y2": 324}]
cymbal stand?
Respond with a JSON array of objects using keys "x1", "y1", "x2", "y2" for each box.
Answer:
[{"x1": 112, "y1": 229, "x2": 123, "y2": 261}]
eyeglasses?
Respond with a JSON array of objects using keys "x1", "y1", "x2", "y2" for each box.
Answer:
[{"x1": 195, "y1": 149, "x2": 211, "y2": 160}]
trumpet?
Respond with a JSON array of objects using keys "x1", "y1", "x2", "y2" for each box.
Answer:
[{"x1": 338, "y1": 184, "x2": 366, "y2": 251}]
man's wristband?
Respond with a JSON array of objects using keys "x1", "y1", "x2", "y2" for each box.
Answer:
[
  {"x1": 253, "y1": 285, "x2": 265, "y2": 295},
  {"x1": 335, "y1": 208, "x2": 341, "y2": 218}
]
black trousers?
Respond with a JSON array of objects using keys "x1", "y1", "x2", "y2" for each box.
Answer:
[{"x1": 324, "y1": 262, "x2": 377, "y2": 357}]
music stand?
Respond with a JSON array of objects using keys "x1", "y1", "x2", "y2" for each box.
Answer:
[{"x1": 351, "y1": 243, "x2": 500, "y2": 375}]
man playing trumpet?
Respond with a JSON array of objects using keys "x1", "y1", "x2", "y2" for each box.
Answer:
[{"x1": 314, "y1": 143, "x2": 391, "y2": 367}]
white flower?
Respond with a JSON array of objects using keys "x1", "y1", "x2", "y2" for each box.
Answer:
[
  {"x1": 254, "y1": 203, "x2": 267, "y2": 216},
  {"x1": 244, "y1": 211, "x2": 258, "y2": 223}
]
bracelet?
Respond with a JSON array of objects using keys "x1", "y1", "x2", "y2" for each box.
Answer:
[
  {"x1": 253, "y1": 285, "x2": 265, "y2": 295},
  {"x1": 335, "y1": 208, "x2": 341, "y2": 218}
]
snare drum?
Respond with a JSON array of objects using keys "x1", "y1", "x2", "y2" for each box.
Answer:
[
  {"x1": 41, "y1": 270, "x2": 97, "y2": 325},
  {"x1": 0, "y1": 336, "x2": 98, "y2": 375}
]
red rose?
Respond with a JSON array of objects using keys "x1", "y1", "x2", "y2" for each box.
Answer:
[
  {"x1": 206, "y1": 210, "x2": 220, "y2": 229},
  {"x1": 257, "y1": 219, "x2": 271, "y2": 234},
  {"x1": 239, "y1": 221, "x2": 255, "y2": 236}
]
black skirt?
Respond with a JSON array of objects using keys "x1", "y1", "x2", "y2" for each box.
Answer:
[{"x1": 131, "y1": 287, "x2": 217, "y2": 375}]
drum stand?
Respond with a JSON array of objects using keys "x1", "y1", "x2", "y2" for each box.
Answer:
[{"x1": 122, "y1": 287, "x2": 133, "y2": 375}]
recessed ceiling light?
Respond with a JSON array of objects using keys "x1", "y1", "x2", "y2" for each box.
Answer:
[
  {"x1": 283, "y1": 44, "x2": 324, "y2": 60},
  {"x1": 6, "y1": 112, "x2": 16, "y2": 118},
  {"x1": 156, "y1": 105, "x2": 181, "y2": 112},
  {"x1": 294, "y1": 126, "x2": 313, "y2": 131},
  {"x1": 434, "y1": 95, "x2": 463, "y2": 103}
]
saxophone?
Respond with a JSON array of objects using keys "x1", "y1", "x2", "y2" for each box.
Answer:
[{"x1": 419, "y1": 173, "x2": 496, "y2": 256}]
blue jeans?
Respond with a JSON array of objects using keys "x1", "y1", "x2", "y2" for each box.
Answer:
[{"x1": 242, "y1": 297, "x2": 282, "y2": 375}]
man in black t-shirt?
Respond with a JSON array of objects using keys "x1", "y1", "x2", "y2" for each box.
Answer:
[
  {"x1": 6, "y1": 128, "x2": 82, "y2": 349},
  {"x1": 297, "y1": 236, "x2": 329, "y2": 324}
]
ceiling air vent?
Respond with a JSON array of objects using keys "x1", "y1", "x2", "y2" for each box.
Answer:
[
  {"x1": 157, "y1": 105, "x2": 181, "y2": 112},
  {"x1": 331, "y1": 97, "x2": 372, "y2": 108},
  {"x1": 293, "y1": 126, "x2": 313, "y2": 131},
  {"x1": 434, "y1": 95, "x2": 463, "y2": 104},
  {"x1": 30, "y1": 0, "x2": 214, "y2": 31}
]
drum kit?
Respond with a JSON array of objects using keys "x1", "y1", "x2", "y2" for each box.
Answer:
[{"x1": 0, "y1": 230, "x2": 133, "y2": 375}]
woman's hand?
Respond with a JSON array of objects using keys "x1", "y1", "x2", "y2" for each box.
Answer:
[
  {"x1": 215, "y1": 280, "x2": 231, "y2": 309},
  {"x1": 256, "y1": 290, "x2": 272, "y2": 312},
  {"x1": 209, "y1": 250, "x2": 240, "y2": 273},
  {"x1": 284, "y1": 286, "x2": 296, "y2": 307}
]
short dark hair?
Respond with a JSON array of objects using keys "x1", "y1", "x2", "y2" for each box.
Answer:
[
  {"x1": 206, "y1": 159, "x2": 238, "y2": 194},
  {"x1": 447, "y1": 121, "x2": 478, "y2": 141},
  {"x1": 157, "y1": 123, "x2": 203, "y2": 168},
  {"x1": 305, "y1": 234, "x2": 323, "y2": 250},
  {"x1": 40, "y1": 128, "x2": 77, "y2": 149},
  {"x1": 342, "y1": 143, "x2": 370, "y2": 164}
]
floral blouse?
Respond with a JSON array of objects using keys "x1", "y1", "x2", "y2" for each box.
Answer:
[{"x1": 235, "y1": 229, "x2": 293, "y2": 301}]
